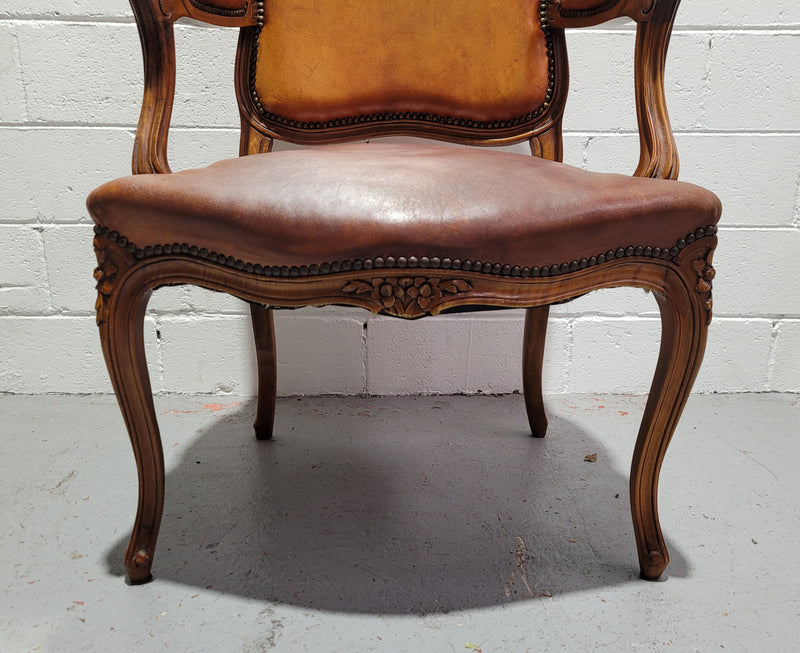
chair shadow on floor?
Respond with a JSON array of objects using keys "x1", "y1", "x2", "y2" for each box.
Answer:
[{"x1": 105, "y1": 395, "x2": 687, "y2": 613}]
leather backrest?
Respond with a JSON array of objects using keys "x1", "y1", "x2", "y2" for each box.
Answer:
[{"x1": 241, "y1": 0, "x2": 559, "y2": 144}]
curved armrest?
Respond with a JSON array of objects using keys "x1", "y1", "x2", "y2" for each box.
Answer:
[
  {"x1": 129, "y1": 0, "x2": 256, "y2": 174},
  {"x1": 545, "y1": 0, "x2": 658, "y2": 28},
  {"x1": 547, "y1": 0, "x2": 681, "y2": 179},
  {"x1": 633, "y1": 0, "x2": 681, "y2": 179}
]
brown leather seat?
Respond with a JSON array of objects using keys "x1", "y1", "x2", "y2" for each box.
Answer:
[{"x1": 89, "y1": 143, "x2": 719, "y2": 274}]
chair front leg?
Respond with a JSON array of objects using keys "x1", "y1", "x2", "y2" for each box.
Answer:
[
  {"x1": 94, "y1": 237, "x2": 162, "y2": 584},
  {"x1": 523, "y1": 305, "x2": 550, "y2": 437},
  {"x1": 250, "y1": 303, "x2": 277, "y2": 440},
  {"x1": 632, "y1": 239, "x2": 715, "y2": 580}
]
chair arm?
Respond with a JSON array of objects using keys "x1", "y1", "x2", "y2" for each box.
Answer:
[
  {"x1": 129, "y1": 0, "x2": 257, "y2": 174},
  {"x1": 633, "y1": 0, "x2": 681, "y2": 179},
  {"x1": 546, "y1": 1, "x2": 682, "y2": 180},
  {"x1": 545, "y1": 0, "x2": 660, "y2": 29},
  {"x1": 150, "y1": 0, "x2": 257, "y2": 27}
]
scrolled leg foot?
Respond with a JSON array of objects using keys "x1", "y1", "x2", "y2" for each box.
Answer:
[
  {"x1": 125, "y1": 548, "x2": 155, "y2": 585},
  {"x1": 639, "y1": 550, "x2": 668, "y2": 581}
]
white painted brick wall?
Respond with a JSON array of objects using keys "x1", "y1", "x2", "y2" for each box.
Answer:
[{"x1": 1, "y1": 1, "x2": 798, "y2": 396}]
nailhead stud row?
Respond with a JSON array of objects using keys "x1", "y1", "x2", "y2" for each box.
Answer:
[{"x1": 94, "y1": 224, "x2": 717, "y2": 279}]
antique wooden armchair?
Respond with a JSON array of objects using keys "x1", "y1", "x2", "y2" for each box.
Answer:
[{"x1": 88, "y1": 0, "x2": 720, "y2": 584}]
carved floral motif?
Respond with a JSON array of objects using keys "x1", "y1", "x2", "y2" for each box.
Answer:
[
  {"x1": 691, "y1": 251, "x2": 715, "y2": 325},
  {"x1": 93, "y1": 239, "x2": 119, "y2": 326},
  {"x1": 342, "y1": 276, "x2": 473, "y2": 318}
]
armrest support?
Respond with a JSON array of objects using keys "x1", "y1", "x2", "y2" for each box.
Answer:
[
  {"x1": 633, "y1": 0, "x2": 681, "y2": 179},
  {"x1": 546, "y1": 0, "x2": 657, "y2": 28},
  {"x1": 130, "y1": 0, "x2": 174, "y2": 174},
  {"x1": 129, "y1": 0, "x2": 256, "y2": 174},
  {"x1": 156, "y1": 0, "x2": 257, "y2": 27},
  {"x1": 547, "y1": 0, "x2": 681, "y2": 179}
]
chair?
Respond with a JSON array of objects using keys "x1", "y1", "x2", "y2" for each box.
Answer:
[{"x1": 88, "y1": 0, "x2": 720, "y2": 584}]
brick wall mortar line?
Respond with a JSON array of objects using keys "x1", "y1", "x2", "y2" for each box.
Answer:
[
  {"x1": 3, "y1": 16, "x2": 799, "y2": 31},
  {"x1": 3, "y1": 316, "x2": 791, "y2": 324},
  {"x1": 0, "y1": 16, "x2": 136, "y2": 25},
  {"x1": 359, "y1": 318, "x2": 368, "y2": 395},
  {"x1": 562, "y1": 317, "x2": 575, "y2": 394},
  {"x1": 11, "y1": 30, "x2": 30, "y2": 123},
  {"x1": 765, "y1": 320, "x2": 783, "y2": 392},
  {"x1": 697, "y1": 33, "x2": 714, "y2": 129},
  {"x1": 33, "y1": 225, "x2": 54, "y2": 313},
  {"x1": 5, "y1": 124, "x2": 800, "y2": 136}
]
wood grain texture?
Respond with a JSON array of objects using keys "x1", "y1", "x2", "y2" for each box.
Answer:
[
  {"x1": 159, "y1": 0, "x2": 256, "y2": 25},
  {"x1": 94, "y1": 235, "x2": 161, "y2": 584},
  {"x1": 634, "y1": 0, "x2": 681, "y2": 179},
  {"x1": 130, "y1": 0, "x2": 174, "y2": 174},
  {"x1": 547, "y1": 0, "x2": 657, "y2": 27},
  {"x1": 238, "y1": 119, "x2": 276, "y2": 441}
]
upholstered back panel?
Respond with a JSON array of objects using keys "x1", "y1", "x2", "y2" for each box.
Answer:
[{"x1": 243, "y1": 0, "x2": 559, "y2": 142}]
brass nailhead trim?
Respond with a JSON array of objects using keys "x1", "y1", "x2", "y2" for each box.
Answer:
[
  {"x1": 248, "y1": 0, "x2": 556, "y2": 132},
  {"x1": 93, "y1": 224, "x2": 717, "y2": 279}
]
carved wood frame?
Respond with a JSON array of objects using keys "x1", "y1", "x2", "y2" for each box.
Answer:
[
  {"x1": 101, "y1": 0, "x2": 716, "y2": 584},
  {"x1": 95, "y1": 227, "x2": 716, "y2": 584}
]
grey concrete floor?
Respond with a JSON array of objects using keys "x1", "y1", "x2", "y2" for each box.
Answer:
[{"x1": 1, "y1": 392, "x2": 797, "y2": 652}]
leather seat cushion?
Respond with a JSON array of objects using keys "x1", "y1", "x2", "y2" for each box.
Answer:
[{"x1": 87, "y1": 142, "x2": 721, "y2": 271}]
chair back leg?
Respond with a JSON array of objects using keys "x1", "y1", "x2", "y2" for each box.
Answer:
[
  {"x1": 250, "y1": 303, "x2": 277, "y2": 440},
  {"x1": 523, "y1": 305, "x2": 551, "y2": 437}
]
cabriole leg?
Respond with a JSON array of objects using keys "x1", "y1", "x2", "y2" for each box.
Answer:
[
  {"x1": 94, "y1": 237, "x2": 163, "y2": 584},
  {"x1": 631, "y1": 240, "x2": 715, "y2": 580}
]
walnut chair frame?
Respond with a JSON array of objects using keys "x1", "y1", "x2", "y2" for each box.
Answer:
[{"x1": 92, "y1": 0, "x2": 719, "y2": 584}]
